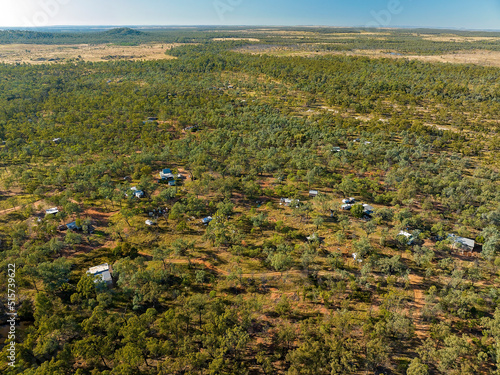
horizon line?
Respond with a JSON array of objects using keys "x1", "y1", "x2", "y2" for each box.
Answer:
[{"x1": 1, "y1": 25, "x2": 500, "y2": 33}]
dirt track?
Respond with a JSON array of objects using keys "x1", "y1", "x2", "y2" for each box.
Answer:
[
  {"x1": 0, "y1": 199, "x2": 44, "y2": 216},
  {"x1": 0, "y1": 206, "x2": 21, "y2": 215},
  {"x1": 409, "y1": 272, "x2": 428, "y2": 340}
]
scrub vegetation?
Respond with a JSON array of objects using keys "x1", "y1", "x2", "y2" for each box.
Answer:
[{"x1": 0, "y1": 27, "x2": 500, "y2": 375}]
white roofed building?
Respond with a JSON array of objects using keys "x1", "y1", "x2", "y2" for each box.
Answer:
[
  {"x1": 87, "y1": 263, "x2": 112, "y2": 285},
  {"x1": 45, "y1": 207, "x2": 59, "y2": 215},
  {"x1": 280, "y1": 198, "x2": 300, "y2": 207},
  {"x1": 130, "y1": 187, "x2": 144, "y2": 198},
  {"x1": 342, "y1": 198, "x2": 355, "y2": 204}
]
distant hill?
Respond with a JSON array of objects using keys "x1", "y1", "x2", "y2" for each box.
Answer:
[{"x1": 101, "y1": 27, "x2": 145, "y2": 36}]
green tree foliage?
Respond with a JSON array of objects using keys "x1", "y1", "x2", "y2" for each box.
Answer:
[
  {"x1": 407, "y1": 358, "x2": 429, "y2": 375},
  {"x1": 1, "y1": 28, "x2": 500, "y2": 375},
  {"x1": 351, "y1": 203, "x2": 365, "y2": 218}
]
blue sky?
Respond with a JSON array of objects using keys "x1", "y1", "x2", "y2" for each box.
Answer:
[{"x1": 1, "y1": 0, "x2": 499, "y2": 30}]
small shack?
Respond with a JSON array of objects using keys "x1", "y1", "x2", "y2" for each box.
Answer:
[
  {"x1": 66, "y1": 221, "x2": 82, "y2": 231},
  {"x1": 306, "y1": 233, "x2": 324, "y2": 243},
  {"x1": 45, "y1": 207, "x2": 59, "y2": 215},
  {"x1": 160, "y1": 168, "x2": 174, "y2": 180},
  {"x1": 448, "y1": 234, "x2": 475, "y2": 252},
  {"x1": 280, "y1": 198, "x2": 300, "y2": 207},
  {"x1": 87, "y1": 263, "x2": 112, "y2": 285},
  {"x1": 362, "y1": 204, "x2": 374, "y2": 215},
  {"x1": 342, "y1": 198, "x2": 356, "y2": 204},
  {"x1": 130, "y1": 187, "x2": 144, "y2": 198}
]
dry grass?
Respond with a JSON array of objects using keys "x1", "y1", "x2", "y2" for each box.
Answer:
[
  {"x1": 400, "y1": 50, "x2": 500, "y2": 67},
  {"x1": 328, "y1": 32, "x2": 391, "y2": 36},
  {"x1": 0, "y1": 43, "x2": 180, "y2": 64},
  {"x1": 212, "y1": 37, "x2": 260, "y2": 42},
  {"x1": 237, "y1": 46, "x2": 500, "y2": 68},
  {"x1": 244, "y1": 29, "x2": 317, "y2": 36},
  {"x1": 418, "y1": 34, "x2": 500, "y2": 42},
  {"x1": 348, "y1": 49, "x2": 500, "y2": 68}
]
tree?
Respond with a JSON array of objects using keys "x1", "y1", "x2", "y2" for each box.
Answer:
[
  {"x1": 313, "y1": 215, "x2": 325, "y2": 230},
  {"x1": 75, "y1": 274, "x2": 97, "y2": 300},
  {"x1": 203, "y1": 213, "x2": 240, "y2": 249},
  {"x1": 187, "y1": 294, "x2": 209, "y2": 329},
  {"x1": 434, "y1": 334, "x2": 471, "y2": 373},
  {"x1": 353, "y1": 237, "x2": 372, "y2": 258},
  {"x1": 243, "y1": 180, "x2": 262, "y2": 199},
  {"x1": 251, "y1": 212, "x2": 267, "y2": 232},
  {"x1": 375, "y1": 207, "x2": 394, "y2": 224},
  {"x1": 73, "y1": 335, "x2": 113, "y2": 369},
  {"x1": 338, "y1": 176, "x2": 357, "y2": 196},
  {"x1": 365, "y1": 337, "x2": 390, "y2": 371},
  {"x1": 168, "y1": 201, "x2": 184, "y2": 221},
  {"x1": 217, "y1": 199, "x2": 234, "y2": 217},
  {"x1": 407, "y1": 358, "x2": 429, "y2": 375},
  {"x1": 300, "y1": 243, "x2": 318, "y2": 273},
  {"x1": 327, "y1": 251, "x2": 343, "y2": 270},
  {"x1": 64, "y1": 230, "x2": 82, "y2": 245},
  {"x1": 156, "y1": 187, "x2": 177, "y2": 204},
  {"x1": 153, "y1": 245, "x2": 172, "y2": 269},
  {"x1": 114, "y1": 343, "x2": 145, "y2": 371},
  {"x1": 362, "y1": 220, "x2": 376, "y2": 238},
  {"x1": 172, "y1": 238, "x2": 195, "y2": 256},
  {"x1": 286, "y1": 339, "x2": 330, "y2": 375},
  {"x1": 482, "y1": 308, "x2": 500, "y2": 373},
  {"x1": 64, "y1": 201, "x2": 82, "y2": 217},
  {"x1": 120, "y1": 207, "x2": 136, "y2": 226},
  {"x1": 37, "y1": 258, "x2": 73, "y2": 292},
  {"x1": 351, "y1": 204, "x2": 364, "y2": 218},
  {"x1": 269, "y1": 252, "x2": 293, "y2": 277},
  {"x1": 81, "y1": 217, "x2": 93, "y2": 234},
  {"x1": 273, "y1": 322, "x2": 296, "y2": 357},
  {"x1": 481, "y1": 227, "x2": 500, "y2": 260},
  {"x1": 338, "y1": 216, "x2": 350, "y2": 235}
]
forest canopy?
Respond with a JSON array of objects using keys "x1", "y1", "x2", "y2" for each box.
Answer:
[{"x1": 0, "y1": 28, "x2": 499, "y2": 375}]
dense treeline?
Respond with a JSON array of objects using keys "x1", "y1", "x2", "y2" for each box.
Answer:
[
  {"x1": 2, "y1": 26, "x2": 500, "y2": 54},
  {"x1": 0, "y1": 35, "x2": 499, "y2": 374},
  {"x1": 0, "y1": 28, "x2": 245, "y2": 45}
]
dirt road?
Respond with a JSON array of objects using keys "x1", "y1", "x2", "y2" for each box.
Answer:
[
  {"x1": 0, "y1": 199, "x2": 44, "y2": 216},
  {"x1": 409, "y1": 272, "x2": 428, "y2": 340}
]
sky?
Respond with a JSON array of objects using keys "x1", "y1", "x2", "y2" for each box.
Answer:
[{"x1": 0, "y1": 0, "x2": 499, "y2": 30}]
